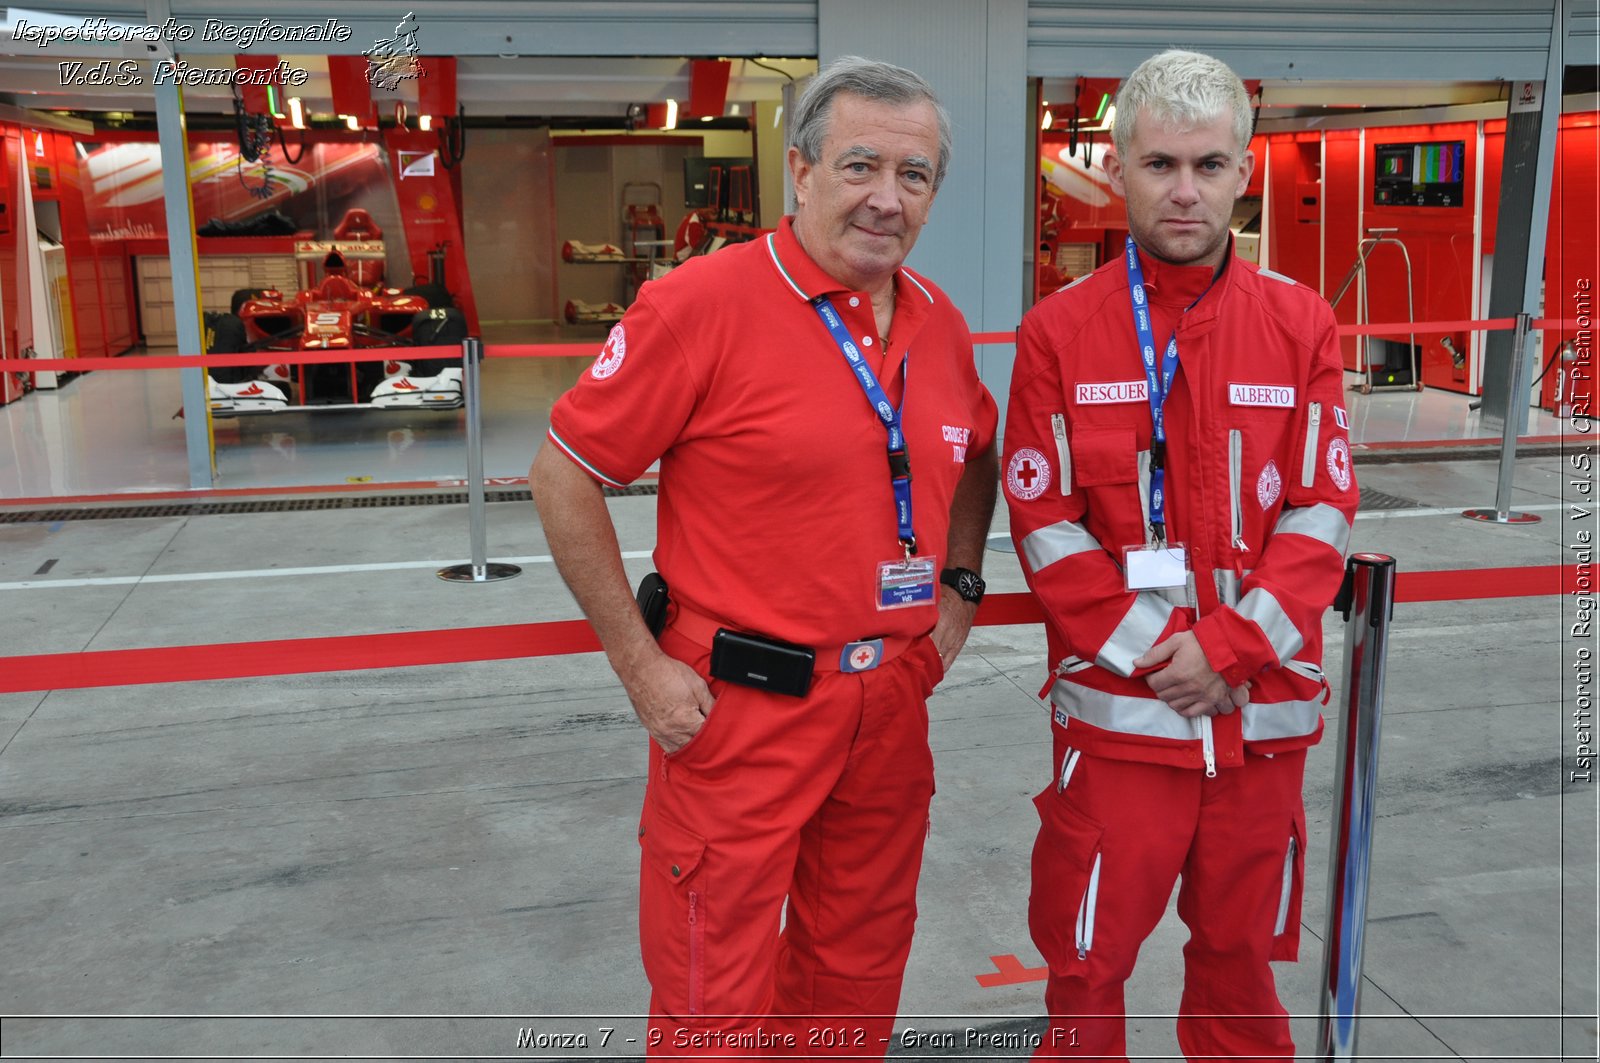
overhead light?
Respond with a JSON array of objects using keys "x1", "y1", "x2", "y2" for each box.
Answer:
[
  {"x1": 1041, "y1": 108, "x2": 1053, "y2": 130},
  {"x1": 288, "y1": 97, "x2": 305, "y2": 130},
  {"x1": 344, "y1": 114, "x2": 360, "y2": 131},
  {"x1": 419, "y1": 114, "x2": 432, "y2": 131},
  {"x1": 664, "y1": 98, "x2": 678, "y2": 130},
  {"x1": 700, "y1": 115, "x2": 713, "y2": 123}
]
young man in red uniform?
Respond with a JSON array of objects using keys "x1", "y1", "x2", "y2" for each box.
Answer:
[
  {"x1": 1004, "y1": 50, "x2": 1359, "y2": 1059},
  {"x1": 530, "y1": 57, "x2": 998, "y2": 1057}
]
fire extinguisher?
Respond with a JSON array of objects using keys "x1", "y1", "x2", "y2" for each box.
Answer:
[{"x1": 1551, "y1": 340, "x2": 1579, "y2": 419}]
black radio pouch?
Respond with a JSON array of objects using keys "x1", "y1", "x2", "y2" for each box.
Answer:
[
  {"x1": 636, "y1": 572, "x2": 670, "y2": 638},
  {"x1": 710, "y1": 629, "x2": 815, "y2": 698}
]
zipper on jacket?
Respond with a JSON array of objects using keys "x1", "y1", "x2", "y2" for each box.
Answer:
[
  {"x1": 687, "y1": 890, "x2": 705, "y2": 1016},
  {"x1": 1273, "y1": 836, "x2": 1297, "y2": 936},
  {"x1": 1228, "y1": 429, "x2": 1246, "y2": 550},
  {"x1": 1058, "y1": 747, "x2": 1082, "y2": 793},
  {"x1": 1076, "y1": 853, "x2": 1102, "y2": 959},
  {"x1": 1052, "y1": 413, "x2": 1072, "y2": 495},
  {"x1": 1301, "y1": 402, "x2": 1323, "y2": 488},
  {"x1": 1198, "y1": 716, "x2": 1217, "y2": 778}
]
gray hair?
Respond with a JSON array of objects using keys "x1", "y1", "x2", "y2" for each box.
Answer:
[
  {"x1": 788, "y1": 55, "x2": 952, "y2": 191},
  {"x1": 1112, "y1": 49, "x2": 1252, "y2": 157}
]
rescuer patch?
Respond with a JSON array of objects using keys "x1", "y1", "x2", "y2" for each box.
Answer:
[
  {"x1": 1075, "y1": 380, "x2": 1149, "y2": 405},
  {"x1": 1007, "y1": 447, "x2": 1052, "y2": 501},
  {"x1": 1228, "y1": 383, "x2": 1297, "y2": 408}
]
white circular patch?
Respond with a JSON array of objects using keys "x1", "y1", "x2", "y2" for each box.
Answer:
[
  {"x1": 1006, "y1": 447, "x2": 1052, "y2": 501},
  {"x1": 849, "y1": 644, "x2": 879, "y2": 670},
  {"x1": 590, "y1": 324, "x2": 627, "y2": 380},
  {"x1": 1256, "y1": 459, "x2": 1283, "y2": 509},
  {"x1": 1326, "y1": 437, "x2": 1353, "y2": 491}
]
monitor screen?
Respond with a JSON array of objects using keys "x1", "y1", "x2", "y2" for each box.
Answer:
[
  {"x1": 684, "y1": 156, "x2": 756, "y2": 211},
  {"x1": 1374, "y1": 141, "x2": 1465, "y2": 207}
]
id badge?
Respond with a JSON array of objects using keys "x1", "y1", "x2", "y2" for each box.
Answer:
[
  {"x1": 877, "y1": 556, "x2": 937, "y2": 610},
  {"x1": 1123, "y1": 542, "x2": 1189, "y2": 591}
]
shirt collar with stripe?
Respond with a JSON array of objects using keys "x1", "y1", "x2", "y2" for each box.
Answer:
[{"x1": 765, "y1": 215, "x2": 937, "y2": 308}]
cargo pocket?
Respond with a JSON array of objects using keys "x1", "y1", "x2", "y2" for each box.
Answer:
[
  {"x1": 1269, "y1": 808, "x2": 1307, "y2": 961},
  {"x1": 638, "y1": 803, "x2": 709, "y2": 1017},
  {"x1": 1029, "y1": 787, "x2": 1106, "y2": 970},
  {"x1": 1070, "y1": 424, "x2": 1143, "y2": 548}
]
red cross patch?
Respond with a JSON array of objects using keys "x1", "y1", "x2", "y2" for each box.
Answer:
[
  {"x1": 1006, "y1": 447, "x2": 1052, "y2": 501},
  {"x1": 1326, "y1": 437, "x2": 1352, "y2": 491}
]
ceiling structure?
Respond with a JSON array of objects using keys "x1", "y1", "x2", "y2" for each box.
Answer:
[{"x1": 0, "y1": 52, "x2": 816, "y2": 128}]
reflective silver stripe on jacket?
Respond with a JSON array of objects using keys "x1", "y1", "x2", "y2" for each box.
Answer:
[
  {"x1": 1096, "y1": 592, "x2": 1176, "y2": 678},
  {"x1": 1020, "y1": 519, "x2": 1101, "y2": 574},
  {"x1": 1274, "y1": 503, "x2": 1351, "y2": 555},
  {"x1": 1050, "y1": 680, "x2": 1195, "y2": 739},
  {"x1": 1051, "y1": 679, "x2": 1321, "y2": 743},
  {"x1": 1214, "y1": 568, "x2": 1243, "y2": 608},
  {"x1": 1241, "y1": 699, "x2": 1322, "y2": 741},
  {"x1": 1236, "y1": 586, "x2": 1304, "y2": 664}
]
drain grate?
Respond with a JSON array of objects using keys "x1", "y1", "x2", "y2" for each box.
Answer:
[
  {"x1": 0, "y1": 484, "x2": 657, "y2": 524},
  {"x1": 3, "y1": 481, "x2": 1411, "y2": 524},
  {"x1": 1357, "y1": 485, "x2": 1418, "y2": 511}
]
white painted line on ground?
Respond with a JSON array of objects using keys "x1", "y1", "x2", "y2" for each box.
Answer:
[
  {"x1": 0, "y1": 550, "x2": 656, "y2": 591},
  {"x1": 0, "y1": 501, "x2": 1572, "y2": 592}
]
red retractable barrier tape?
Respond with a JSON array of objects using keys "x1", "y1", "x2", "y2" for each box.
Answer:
[{"x1": 0, "y1": 565, "x2": 1578, "y2": 694}]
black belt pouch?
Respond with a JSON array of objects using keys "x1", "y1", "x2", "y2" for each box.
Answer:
[{"x1": 710, "y1": 629, "x2": 815, "y2": 697}]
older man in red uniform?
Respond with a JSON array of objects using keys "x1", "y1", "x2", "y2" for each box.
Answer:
[
  {"x1": 532, "y1": 57, "x2": 997, "y2": 1057},
  {"x1": 1005, "y1": 50, "x2": 1358, "y2": 1059}
]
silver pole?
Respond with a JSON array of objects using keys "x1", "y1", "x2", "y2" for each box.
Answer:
[
  {"x1": 439, "y1": 337, "x2": 521, "y2": 583},
  {"x1": 1464, "y1": 313, "x2": 1541, "y2": 524},
  {"x1": 1318, "y1": 552, "x2": 1397, "y2": 1061}
]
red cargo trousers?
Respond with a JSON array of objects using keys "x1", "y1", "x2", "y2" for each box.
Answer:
[
  {"x1": 1029, "y1": 734, "x2": 1308, "y2": 1062},
  {"x1": 638, "y1": 621, "x2": 944, "y2": 1059}
]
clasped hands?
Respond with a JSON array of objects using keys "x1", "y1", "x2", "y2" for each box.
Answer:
[{"x1": 1133, "y1": 630, "x2": 1248, "y2": 719}]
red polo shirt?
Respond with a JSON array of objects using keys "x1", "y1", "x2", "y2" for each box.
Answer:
[{"x1": 548, "y1": 216, "x2": 997, "y2": 648}]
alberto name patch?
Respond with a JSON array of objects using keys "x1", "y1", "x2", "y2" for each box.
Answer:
[{"x1": 1228, "y1": 383, "x2": 1296, "y2": 408}]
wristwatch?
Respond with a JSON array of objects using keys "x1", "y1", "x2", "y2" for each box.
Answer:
[{"x1": 940, "y1": 567, "x2": 986, "y2": 605}]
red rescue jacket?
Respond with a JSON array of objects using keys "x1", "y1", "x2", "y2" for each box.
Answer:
[{"x1": 1004, "y1": 246, "x2": 1359, "y2": 773}]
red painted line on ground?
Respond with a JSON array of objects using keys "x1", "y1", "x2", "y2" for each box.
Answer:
[
  {"x1": 0, "y1": 622, "x2": 602, "y2": 694},
  {"x1": 975, "y1": 954, "x2": 1047, "y2": 987},
  {"x1": 0, "y1": 566, "x2": 1578, "y2": 694}
]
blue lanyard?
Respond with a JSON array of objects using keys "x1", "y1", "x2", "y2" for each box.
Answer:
[
  {"x1": 812, "y1": 296, "x2": 916, "y2": 556},
  {"x1": 1123, "y1": 236, "x2": 1179, "y2": 534}
]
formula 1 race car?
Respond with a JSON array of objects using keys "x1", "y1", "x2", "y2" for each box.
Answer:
[{"x1": 205, "y1": 210, "x2": 468, "y2": 415}]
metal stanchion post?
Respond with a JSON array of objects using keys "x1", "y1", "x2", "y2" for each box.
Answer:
[
  {"x1": 1318, "y1": 552, "x2": 1397, "y2": 1061},
  {"x1": 1464, "y1": 312, "x2": 1541, "y2": 524},
  {"x1": 439, "y1": 337, "x2": 522, "y2": 583}
]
